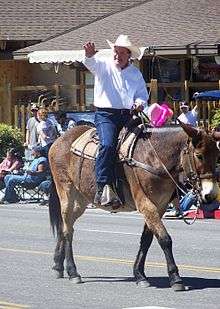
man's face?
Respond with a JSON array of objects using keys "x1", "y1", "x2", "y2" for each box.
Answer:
[
  {"x1": 31, "y1": 109, "x2": 38, "y2": 117},
  {"x1": 180, "y1": 107, "x2": 189, "y2": 114},
  {"x1": 113, "y1": 46, "x2": 131, "y2": 69}
]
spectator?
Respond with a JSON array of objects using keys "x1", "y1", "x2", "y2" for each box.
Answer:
[
  {"x1": 0, "y1": 148, "x2": 23, "y2": 182},
  {"x1": 0, "y1": 146, "x2": 48, "y2": 204},
  {"x1": 177, "y1": 101, "x2": 198, "y2": 126},
  {"x1": 56, "y1": 112, "x2": 76, "y2": 135},
  {"x1": 37, "y1": 108, "x2": 58, "y2": 157},
  {"x1": 164, "y1": 190, "x2": 220, "y2": 218},
  {"x1": 24, "y1": 103, "x2": 40, "y2": 160},
  {"x1": 38, "y1": 178, "x2": 52, "y2": 205}
]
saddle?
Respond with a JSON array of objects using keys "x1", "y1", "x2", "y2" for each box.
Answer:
[{"x1": 70, "y1": 124, "x2": 144, "y2": 162}]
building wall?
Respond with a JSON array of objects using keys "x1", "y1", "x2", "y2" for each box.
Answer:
[
  {"x1": 30, "y1": 63, "x2": 77, "y2": 110},
  {"x1": 0, "y1": 60, "x2": 32, "y2": 124}
]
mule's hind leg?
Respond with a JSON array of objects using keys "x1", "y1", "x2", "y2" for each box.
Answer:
[
  {"x1": 133, "y1": 224, "x2": 153, "y2": 287},
  {"x1": 53, "y1": 227, "x2": 65, "y2": 278},
  {"x1": 58, "y1": 185, "x2": 87, "y2": 283}
]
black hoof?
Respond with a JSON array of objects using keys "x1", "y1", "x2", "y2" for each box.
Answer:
[
  {"x1": 172, "y1": 282, "x2": 186, "y2": 291},
  {"x1": 136, "y1": 279, "x2": 150, "y2": 288},
  {"x1": 69, "y1": 275, "x2": 82, "y2": 284},
  {"x1": 52, "y1": 266, "x2": 64, "y2": 278},
  {"x1": 54, "y1": 270, "x2": 64, "y2": 279}
]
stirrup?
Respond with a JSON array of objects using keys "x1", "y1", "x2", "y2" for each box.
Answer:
[{"x1": 100, "y1": 184, "x2": 122, "y2": 207}]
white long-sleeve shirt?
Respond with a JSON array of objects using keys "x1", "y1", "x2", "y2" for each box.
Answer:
[
  {"x1": 83, "y1": 56, "x2": 149, "y2": 110},
  {"x1": 177, "y1": 107, "x2": 198, "y2": 127}
]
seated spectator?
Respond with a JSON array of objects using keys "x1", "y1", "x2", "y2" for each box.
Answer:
[
  {"x1": 56, "y1": 112, "x2": 76, "y2": 135},
  {"x1": 164, "y1": 190, "x2": 220, "y2": 218},
  {"x1": 0, "y1": 146, "x2": 48, "y2": 204},
  {"x1": 38, "y1": 179, "x2": 52, "y2": 195},
  {"x1": 38, "y1": 178, "x2": 52, "y2": 205},
  {"x1": 0, "y1": 148, "x2": 23, "y2": 183}
]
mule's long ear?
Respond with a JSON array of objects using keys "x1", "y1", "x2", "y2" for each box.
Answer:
[
  {"x1": 177, "y1": 119, "x2": 200, "y2": 139},
  {"x1": 211, "y1": 131, "x2": 220, "y2": 141}
]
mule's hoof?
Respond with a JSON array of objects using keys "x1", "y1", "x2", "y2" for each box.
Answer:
[
  {"x1": 136, "y1": 280, "x2": 150, "y2": 288},
  {"x1": 55, "y1": 271, "x2": 64, "y2": 279},
  {"x1": 172, "y1": 283, "x2": 186, "y2": 291},
  {"x1": 69, "y1": 276, "x2": 82, "y2": 284}
]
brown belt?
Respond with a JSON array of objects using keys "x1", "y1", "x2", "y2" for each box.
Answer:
[{"x1": 96, "y1": 107, "x2": 130, "y2": 115}]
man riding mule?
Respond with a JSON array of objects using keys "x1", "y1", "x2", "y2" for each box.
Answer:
[
  {"x1": 48, "y1": 116, "x2": 220, "y2": 290},
  {"x1": 83, "y1": 35, "x2": 149, "y2": 207}
]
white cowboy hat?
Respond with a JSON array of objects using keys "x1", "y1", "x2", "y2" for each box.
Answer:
[
  {"x1": 179, "y1": 101, "x2": 189, "y2": 109},
  {"x1": 106, "y1": 34, "x2": 142, "y2": 60}
]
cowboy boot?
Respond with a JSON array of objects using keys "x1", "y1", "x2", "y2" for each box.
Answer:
[
  {"x1": 93, "y1": 183, "x2": 105, "y2": 205},
  {"x1": 100, "y1": 184, "x2": 122, "y2": 207}
]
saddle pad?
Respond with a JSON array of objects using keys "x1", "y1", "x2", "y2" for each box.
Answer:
[
  {"x1": 70, "y1": 125, "x2": 143, "y2": 161},
  {"x1": 71, "y1": 128, "x2": 98, "y2": 160}
]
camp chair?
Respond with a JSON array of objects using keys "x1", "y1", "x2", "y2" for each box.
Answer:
[{"x1": 15, "y1": 181, "x2": 45, "y2": 202}]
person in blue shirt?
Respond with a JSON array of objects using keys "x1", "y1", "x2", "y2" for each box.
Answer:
[
  {"x1": 0, "y1": 146, "x2": 48, "y2": 204},
  {"x1": 164, "y1": 190, "x2": 220, "y2": 218}
]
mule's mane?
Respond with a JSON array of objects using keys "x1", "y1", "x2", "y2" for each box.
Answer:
[{"x1": 143, "y1": 125, "x2": 182, "y2": 134}]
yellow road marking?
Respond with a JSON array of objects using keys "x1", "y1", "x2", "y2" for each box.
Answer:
[
  {"x1": 0, "y1": 246, "x2": 220, "y2": 274},
  {"x1": 0, "y1": 301, "x2": 30, "y2": 308}
]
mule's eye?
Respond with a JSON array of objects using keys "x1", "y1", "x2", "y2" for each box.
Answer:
[{"x1": 195, "y1": 153, "x2": 204, "y2": 161}]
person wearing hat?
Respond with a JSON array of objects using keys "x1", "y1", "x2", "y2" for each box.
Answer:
[
  {"x1": 0, "y1": 146, "x2": 48, "y2": 204},
  {"x1": 24, "y1": 103, "x2": 40, "y2": 160},
  {"x1": 177, "y1": 101, "x2": 198, "y2": 127},
  {"x1": 83, "y1": 34, "x2": 149, "y2": 207}
]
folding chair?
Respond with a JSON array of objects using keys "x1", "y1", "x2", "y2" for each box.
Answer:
[{"x1": 15, "y1": 182, "x2": 45, "y2": 202}]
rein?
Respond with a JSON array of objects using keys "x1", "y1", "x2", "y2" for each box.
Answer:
[{"x1": 126, "y1": 130, "x2": 208, "y2": 225}]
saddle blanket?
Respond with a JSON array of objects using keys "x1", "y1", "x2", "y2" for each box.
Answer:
[{"x1": 70, "y1": 125, "x2": 143, "y2": 161}]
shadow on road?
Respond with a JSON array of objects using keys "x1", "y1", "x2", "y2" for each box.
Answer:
[{"x1": 82, "y1": 276, "x2": 220, "y2": 290}]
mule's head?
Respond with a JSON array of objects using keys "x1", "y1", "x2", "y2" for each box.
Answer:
[{"x1": 180, "y1": 122, "x2": 220, "y2": 203}]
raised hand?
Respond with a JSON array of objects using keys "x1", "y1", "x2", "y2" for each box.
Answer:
[{"x1": 83, "y1": 42, "x2": 97, "y2": 58}]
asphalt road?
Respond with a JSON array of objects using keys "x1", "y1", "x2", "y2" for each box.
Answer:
[{"x1": 0, "y1": 203, "x2": 219, "y2": 309}]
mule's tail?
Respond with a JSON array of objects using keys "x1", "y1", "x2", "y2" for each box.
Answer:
[{"x1": 48, "y1": 180, "x2": 62, "y2": 237}]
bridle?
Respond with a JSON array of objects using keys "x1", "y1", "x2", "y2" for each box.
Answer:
[{"x1": 126, "y1": 132, "x2": 217, "y2": 225}]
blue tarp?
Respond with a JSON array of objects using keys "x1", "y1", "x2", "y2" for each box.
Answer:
[{"x1": 193, "y1": 90, "x2": 220, "y2": 100}]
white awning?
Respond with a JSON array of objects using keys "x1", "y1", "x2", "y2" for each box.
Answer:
[
  {"x1": 27, "y1": 47, "x2": 147, "y2": 64},
  {"x1": 28, "y1": 49, "x2": 111, "y2": 64}
]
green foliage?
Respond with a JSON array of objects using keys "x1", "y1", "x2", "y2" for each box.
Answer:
[
  {"x1": 0, "y1": 123, "x2": 24, "y2": 161},
  {"x1": 211, "y1": 109, "x2": 220, "y2": 129}
]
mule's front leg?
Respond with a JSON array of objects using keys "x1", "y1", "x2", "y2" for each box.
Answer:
[
  {"x1": 156, "y1": 231, "x2": 185, "y2": 291},
  {"x1": 133, "y1": 224, "x2": 153, "y2": 287}
]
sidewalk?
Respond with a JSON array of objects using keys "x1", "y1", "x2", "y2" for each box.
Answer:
[{"x1": 163, "y1": 207, "x2": 220, "y2": 220}]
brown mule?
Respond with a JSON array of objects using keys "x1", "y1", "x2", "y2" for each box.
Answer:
[{"x1": 48, "y1": 122, "x2": 220, "y2": 290}]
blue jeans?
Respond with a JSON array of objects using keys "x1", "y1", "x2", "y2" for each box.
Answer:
[
  {"x1": 3, "y1": 174, "x2": 39, "y2": 202},
  {"x1": 180, "y1": 192, "x2": 197, "y2": 211},
  {"x1": 94, "y1": 109, "x2": 131, "y2": 185},
  {"x1": 41, "y1": 143, "x2": 53, "y2": 158},
  {"x1": 38, "y1": 180, "x2": 52, "y2": 194}
]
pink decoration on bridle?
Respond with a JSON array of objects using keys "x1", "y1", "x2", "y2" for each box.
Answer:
[{"x1": 147, "y1": 103, "x2": 173, "y2": 127}]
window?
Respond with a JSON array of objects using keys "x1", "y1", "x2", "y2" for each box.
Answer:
[
  {"x1": 85, "y1": 72, "x2": 94, "y2": 110},
  {"x1": 192, "y1": 56, "x2": 220, "y2": 82}
]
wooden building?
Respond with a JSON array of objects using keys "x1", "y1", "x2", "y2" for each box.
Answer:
[{"x1": 0, "y1": 0, "x2": 220, "y2": 128}]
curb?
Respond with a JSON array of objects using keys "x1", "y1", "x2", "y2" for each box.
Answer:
[{"x1": 185, "y1": 209, "x2": 220, "y2": 219}]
